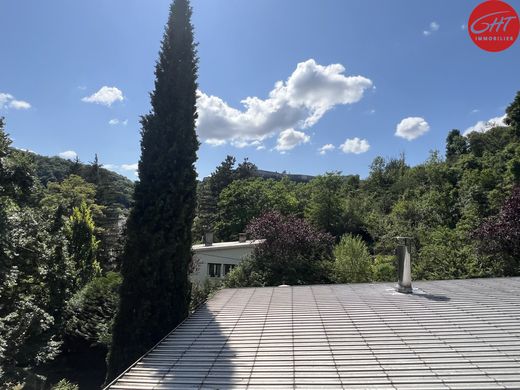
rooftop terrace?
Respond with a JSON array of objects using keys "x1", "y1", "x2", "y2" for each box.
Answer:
[{"x1": 107, "y1": 277, "x2": 520, "y2": 389}]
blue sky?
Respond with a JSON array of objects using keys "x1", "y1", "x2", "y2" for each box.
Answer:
[{"x1": 1, "y1": 0, "x2": 519, "y2": 180}]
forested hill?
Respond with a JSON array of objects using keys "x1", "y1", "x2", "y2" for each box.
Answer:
[{"x1": 25, "y1": 152, "x2": 134, "y2": 207}]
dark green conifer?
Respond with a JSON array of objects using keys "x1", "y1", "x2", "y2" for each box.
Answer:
[{"x1": 106, "y1": 0, "x2": 198, "y2": 380}]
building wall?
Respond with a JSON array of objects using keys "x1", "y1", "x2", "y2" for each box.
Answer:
[{"x1": 191, "y1": 244, "x2": 256, "y2": 285}]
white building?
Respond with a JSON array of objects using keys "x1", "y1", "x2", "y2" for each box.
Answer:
[{"x1": 190, "y1": 238, "x2": 263, "y2": 285}]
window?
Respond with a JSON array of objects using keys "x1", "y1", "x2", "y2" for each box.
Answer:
[
  {"x1": 223, "y1": 264, "x2": 236, "y2": 275},
  {"x1": 208, "y1": 263, "x2": 221, "y2": 278}
]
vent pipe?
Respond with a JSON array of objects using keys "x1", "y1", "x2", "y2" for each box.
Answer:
[
  {"x1": 204, "y1": 231, "x2": 214, "y2": 247},
  {"x1": 238, "y1": 233, "x2": 247, "y2": 243},
  {"x1": 395, "y1": 236, "x2": 413, "y2": 293}
]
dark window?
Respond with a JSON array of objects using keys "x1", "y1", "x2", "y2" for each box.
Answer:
[
  {"x1": 224, "y1": 264, "x2": 236, "y2": 275},
  {"x1": 208, "y1": 263, "x2": 221, "y2": 277}
]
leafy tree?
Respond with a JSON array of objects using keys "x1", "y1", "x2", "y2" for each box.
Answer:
[
  {"x1": 216, "y1": 178, "x2": 299, "y2": 241},
  {"x1": 64, "y1": 272, "x2": 122, "y2": 349},
  {"x1": 332, "y1": 235, "x2": 372, "y2": 283},
  {"x1": 234, "y1": 157, "x2": 257, "y2": 180},
  {"x1": 414, "y1": 226, "x2": 482, "y2": 280},
  {"x1": 244, "y1": 211, "x2": 334, "y2": 286},
  {"x1": 446, "y1": 129, "x2": 468, "y2": 162},
  {"x1": 107, "y1": 0, "x2": 199, "y2": 379},
  {"x1": 209, "y1": 155, "x2": 235, "y2": 196},
  {"x1": 474, "y1": 185, "x2": 520, "y2": 276},
  {"x1": 505, "y1": 90, "x2": 520, "y2": 137},
  {"x1": 305, "y1": 173, "x2": 345, "y2": 237},
  {"x1": 66, "y1": 201, "x2": 101, "y2": 288}
]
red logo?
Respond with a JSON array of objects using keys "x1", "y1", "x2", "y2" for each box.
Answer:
[{"x1": 468, "y1": 0, "x2": 519, "y2": 51}]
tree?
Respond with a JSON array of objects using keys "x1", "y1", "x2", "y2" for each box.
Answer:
[
  {"x1": 505, "y1": 90, "x2": 520, "y2": 137},
  {"x1": 332, "y1": 235, "x2": 372, "y2": 283},
  {"x1": 215, "y1": 178, "x2": 299, "y2": 241},
  {"x1": 305, "y1": 173, "x2": 345, "y2": 237},
  {"x1": 446, "y1": 129, "x2": 468, "y2": 162},
  {"x1": 107, "y1": 0, "x2": 199, "y2": 380},
  {"x1": 234, "y1": 157, "x2": 257, "y2": 180},
  {"x1": 66, "y1": 201, "x2": 101, "y2": 288},
  {"x1": 243, "y1": 211, "x2": 334, "y2": 286},
  {"x1": 474, "y1": 185, "x2": 520, "y2": 276}
]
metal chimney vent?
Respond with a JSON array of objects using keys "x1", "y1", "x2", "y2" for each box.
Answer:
[
  {"x1": 238, "y1": 233, "x2": 247, "y2": 243},
  {"x1": 204, "y1": 231, "x2": 214, "y2": 247},
  {"x1": 395, "y1": 236, "x2": 413, "y2": 293}
]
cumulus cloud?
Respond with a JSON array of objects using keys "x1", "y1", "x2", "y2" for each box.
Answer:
[
  {"x1": 0, "y1": 92, "x2": 31, "y2": 110},
  {"x1": 109, "y1": 118, "x2": 128, "y2": 126},
  {"x1": 121, "y1": 163, "x2": 138, "y2": 171},
  {"x1": 275, "y1": 128, "x2": 310, "y2": 152},
  {"x1": 340, "y1": 137, "x2": 370, "y2": 154},
  {"x1": 463, "y1": 114, "x2": 507, "y2": 136},
  {"x1": 423, "y1": 21, "x2": 440, "y2": 36},
  {"x1": 318, "y1": 144, "x2": 335, "y2": 155},
  {"x1": 82, "y1": 86, "x2": 124, "y2": 106},
  {"x1": 59, "y1": 150, "x2": 78, "y2": 160},
  {"x1": 395, "y1": 117, "x2": 430, "y2": 140},
  {"x1": 196, "y1": 59, "x2": 373, "y2": 148}
]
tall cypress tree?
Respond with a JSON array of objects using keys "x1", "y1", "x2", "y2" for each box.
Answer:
[{"x1": 106, "y1": 0, "x2": 198, "y2": 380}]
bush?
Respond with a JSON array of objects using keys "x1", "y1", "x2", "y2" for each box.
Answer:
[
  {"x1": 414, "y1": 227, "x2": 482, "y2": 280},
  {"x1": 371, "y1": 255, "x2": 396, "y2": 282},
  {"x1": 242, "y1": 212, "x2": 334, "y2": 286},
  {"x1": 51, "y1": 379, "x2": 79, "y2": 390},
  {"x1": 332, "y1": 235, "x2": 372, "y2": 283},
  {"x1": 224, "y1": 258, "x2": 266, "y2": 288},
  {"x1": 64, "y1": 272, "x2": 121, "y2": 349},
  {"x1": 190, "y1": 279, "x2": 222, "y2": 311}
]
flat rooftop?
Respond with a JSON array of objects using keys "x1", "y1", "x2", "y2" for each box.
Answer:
[
  {"x1": 192, "y1": 239, "x2": 263, "y2": 252},
  {"x1": 107, "y1": 277, "x2": 520, "y2": 389}
]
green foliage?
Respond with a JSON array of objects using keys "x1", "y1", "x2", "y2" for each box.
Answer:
[
  {"x1": 66, "y1": 201, "x2": 101, "y2": 288},
  {"x1": 224, "y1": 258, "x2": 266, "y2": 288},
  {"x1": 64, "y1": 272, "x2": 122, "y2": 349},
  {"x1": 107, "y1": 0, "x2": 199, "y2": 380},
  {"x1": 332, "y1": 235, "x2": 372, "y2": 283},
  {"x1": 305, "y1": 173, "x2": 346, "y2": 237},
  {"x1": 371, "y1": 255, "x2": 396, "y2": 282},
  {"x1": 216, "y1": 178, "x2": 299, "y2": 241},
  {"x1": 414, "y1": 226, "x2": 483, "y2": 280},
  {"x1": 190, "y1": 279, "x2": 222, "y2": 311},
  {"x1": 51, "y1": 379, "x2": 79, "y2": 390}
]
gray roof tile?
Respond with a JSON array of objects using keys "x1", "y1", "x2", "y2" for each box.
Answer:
[{"x1": 107, "y1": 277, "x2": 520, "y2": 389}]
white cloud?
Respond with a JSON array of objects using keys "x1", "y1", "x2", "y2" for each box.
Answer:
[
  {"x1": 196, "y1": 59, "x2": 373, "y2": 148},
  {"x1": 109, "y1": 118, "x2": 128, "y2": 126},
  {"x1": 0, "y1": 93, "x2": 31, "y2": 110},
  {"x1": 205, "y1": 138, "x2": 227, "y2": 147},
  {"x1": 275, "y1": 128, "x2": 310, "y2": 152},
  {"x1": 463, "y1": 114, "x2": 507, "y2": 136},
  {"x1": 471, "y1": 109, "x2": 480, "y2": 114},
  {"x1": 423, "y1": 21, "x2": 440, "y2": 36},
  {"x1": 461, "y1": 24, "x2": 466, "y2": 30},
  {"x1": 121, "y1": 163, "x2": 138, "y2": 171},
  {"x1": 318, "y1": 144, "x2": 335, "y2": 155},
  {"x1": 340, "y1": 137, "x2": 370, "y2": 154},
  {"x1": 59, "y1": 150, "x2": 78, "y2": 160},
  {"x1": 82, "y1": 86, "x2": 124, "y2": 106},
  {"x1": 395, "y1": 117, "x2": 430, "y2": 140}
]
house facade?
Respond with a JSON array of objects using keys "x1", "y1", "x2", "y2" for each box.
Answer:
[{"x1": 190, "y1": 239, "x2": 262, "y2": 285}]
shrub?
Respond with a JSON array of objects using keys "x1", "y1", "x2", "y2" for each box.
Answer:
[
  {"x1": 333, "y1": 235, "x2": 372, "y2": 283},
  {"x1": 243, "y1": 212, "x2": 334, "y2": 286},
  {"x1": 51, "y1": 379, "x2": 79, "y2": 390},
  {"x1": 64, "y1": 272, "x2": 121, "y2": 349},
  {"x1": 371, "y1": 255, "x2": 396, "y2": 282},
  {"x1": 224, "y1": 258, "x2": 266, "y2": 288}
]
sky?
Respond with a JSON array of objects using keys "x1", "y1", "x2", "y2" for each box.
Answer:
[{"x1": 1, "y1": 0, "x2": 519, "y2": 180}]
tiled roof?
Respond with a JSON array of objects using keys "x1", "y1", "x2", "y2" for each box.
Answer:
[{"x1": 107, "y1": 277, "x2": 520, "y2": 389}]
